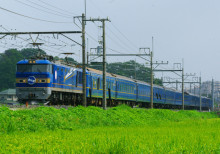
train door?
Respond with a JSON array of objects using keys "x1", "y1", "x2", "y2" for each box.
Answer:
[
  {"x1": 136, "y1": 83, "x2": 138, "y2": 102},
  {"x1": 89, "y1": 73, "x2": 92, "y2": 98},
  {"x1": 58, "y1": 67, "x2": 64, "y2": 89},
  {"x1": 115, "y1": 80, "x2": 119, "y2": 99},
  {"x1": 111, "y1": 79, "x2": 116, "y2": 99},
  {"x1": 76, "y1": 71, "x2": 78, "y2": 87},
  {"x1": 108, "y1": 80, "x2": 112, "y2": 100},
  {"x1": 52, "y1": 65, "x2": 57, "y2": 88},
  {"x1": 164, "y1": 89, "x2": 167, "y2": 104}
]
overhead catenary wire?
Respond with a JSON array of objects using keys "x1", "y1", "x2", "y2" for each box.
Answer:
[
  {"x1": 25, "y1": 0, "x2": 76, "y2": 16},
  {"x1": 13, "y1": 0, "x2": 73, "y2": 19},
  {"x1": 106, "y1": 25, "x2": 137, "y2": 52},
  {"x1": 0, "y1": 6, "x2": 73, "y2": 23},
  {"x1": 88, "y1": 0, "x2": 139, "y2": 53},
  {"x1": 37, "y1": 0, "x2": 77, "y2": 16},
  {"x1": 0, "y1": 32, "x2": 79, "y2": 57},
  {"x1": 0, "y1": 26, "x2": 81, "y2": 61},
  {"x1": 106, "y1": 32, "x2": 135, "y2": 54},
  {"x1": 0, "y1": 25, "x2": 79, "y2": 52},
  {"x1": 21, "y1": 36, "x2": 81, "y2": 58},
  {"x1": 110, "y1": 22, "x2": 139, "y2": 50},
  {"x1": 91, "y1": 22, "x2": 133, "y2": 55},
  {"x1": 73, "y1": 15, "x2": 130, "y2": 55},
  {"x1": 91, "y1": 22, "x2": 134, "y2": 54},
  {"x1": 73, "y1": 22, "x2": 98, "y2": 44}
]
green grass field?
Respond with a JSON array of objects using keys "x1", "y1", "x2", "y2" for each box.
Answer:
[{"x1": 0, "y1": 105, "x2": 219, "y2": 153}]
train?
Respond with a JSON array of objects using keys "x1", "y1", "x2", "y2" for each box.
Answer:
[{"x1": 16, "y1": 57, "x2": 212, "y2": 110}]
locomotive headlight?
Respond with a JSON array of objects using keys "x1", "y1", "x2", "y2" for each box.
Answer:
[{"x1": 28, "y1": 60, "x2": 36, "y2": 64}]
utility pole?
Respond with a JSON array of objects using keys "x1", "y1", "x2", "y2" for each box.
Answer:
[
  {"x1": 151, "y1": 37, "x2": 154, "y2": 109},
  {"x1": 212, "y1": 78, "x2": 214, "y2": 111},
  {"x1": 87, "y1": 38, "x2": 89, "y2": 65},
  {"x1": 182, "y1": 59, "x2": 184, "y2": 110},
  {"x1": 135, "y1": 59, "x2": 137, "y2": 80},
  {"x1": 85, "y1": 18, "x2": 110, "y2": 110},
  {"x1": 102, "y1": 19, "x2": 107, "y2": 110},
  {"x1": 199, "y1": 75, "x2": 202, "y2": 111},
  {"x1": 82, "y1": 13, "x2": 87, "y2": 107},
  {"x1": 139, "y1": 47, "x2": 155, "y2": 108},
  {"x1": 150, "y1": 51, "x2": 153, "y2": 109},
  {"x1": 190, "y1": 83, "x2": 192, "y2": 93},
  {"x1": 176, "y1": 80, "x2": 178, "y2": 90}
]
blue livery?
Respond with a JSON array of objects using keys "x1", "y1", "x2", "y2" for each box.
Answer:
[{"x1": 15, "y1": 58, "x2": 212, "y2": 110}]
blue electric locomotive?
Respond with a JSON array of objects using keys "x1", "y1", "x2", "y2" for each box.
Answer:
[
  {"x1": 16, "y1": 58, "x2": 212, "y2": 110},
  {"x1": 16, "y1": 59, "x2": 87, "y2": 105}
]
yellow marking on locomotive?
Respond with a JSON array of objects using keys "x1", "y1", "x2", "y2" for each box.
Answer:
[
  {"x1": 16, "y1": 78, "x2": 50, "y2": 83},
  {"x1": 37, "y1": 78, "x2": 50, "y2": 83},
  {"x1": 64, "y1": 73, "x2": 76, "y2": 82},
  {"x1": 16, "y1": 78, "x2": 27, "y2": 83},
  {"x1": 52, "y1": 83, "x2": 84, "y2": 88}
]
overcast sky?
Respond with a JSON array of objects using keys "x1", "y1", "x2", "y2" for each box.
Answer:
[{"x1": 0, "y1": 0, "x2": 219, "y2": 83}]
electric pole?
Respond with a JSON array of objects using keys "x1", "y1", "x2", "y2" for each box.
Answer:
[
  {"x1": 212, "y1": 78, "x2": 214, "y2": 111},
  {"x1": 176, "y1": 80, "x2": 178, "y2": 90},
  {"x1": 182, "y1": 66, "x2": 184, "y2": 110},
  {"x1": 139, "y1": 47, "x2": 154, "y2": 108},
  {"x1": 135, "y1": 59, "x2": 137, "y2": 80},
  {"x1": 102, "y1": 19, "x2": 107, "y2": 110},
  {"x1": 199, "y1": 75, "x2": 202, "y2": 111},
  {"x1": 87, "y1": 38, "x2": 89, "y2": 65},
  {"x1": 82, "y1": 13, "x2": 87, "y2": 107},
  {"x1": 85, "y1": 18, "x2": 110, "y2": 110},
  {"x1": 150, "y1": 51, "x2": 154, "y2": 109}
]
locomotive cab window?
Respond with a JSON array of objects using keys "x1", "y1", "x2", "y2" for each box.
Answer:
[{"x1": 17, "y1": 64, "x2": 52, "y2": 73}]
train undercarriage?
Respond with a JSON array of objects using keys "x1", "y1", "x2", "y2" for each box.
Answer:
[{"x1": 20, "y1": 91, "x2": 209, "y2": 111}]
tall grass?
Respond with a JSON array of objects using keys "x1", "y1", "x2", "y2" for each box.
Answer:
[
  {"x1": 0, "y1": 105, "x2": 218, "y2": 134},
  {"x1": 0, "y1": 105, "x2": 219, "y2": 153},
  {"x1": 0, "y1": 121, "x2": 220, "y2": 153}
]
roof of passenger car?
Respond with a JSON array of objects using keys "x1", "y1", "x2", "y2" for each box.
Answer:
[{"x1": 87, "y1": 67, "x2": 136, "y2": 82}]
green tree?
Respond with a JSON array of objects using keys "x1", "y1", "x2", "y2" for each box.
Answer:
[
  {"x1": 20, "y1": 48, "x2": 46, "y2": 58},
  {"x1": 0, "y1": 48, "x2": 48, "y2": 91},
  {"x1": 0, "y1": 49, "x2": 23, "y2": 91},
  {"x1": 90, "y1": 60, "x2": 163, "y2": 86}
]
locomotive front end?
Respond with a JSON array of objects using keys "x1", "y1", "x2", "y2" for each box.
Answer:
[{"x1": 16, "y1": 59, "x2": 52, "y2": 104}]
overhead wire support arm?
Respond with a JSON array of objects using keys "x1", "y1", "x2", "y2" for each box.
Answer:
[
  {"x1": 60, "y1": 33, "x2": 82, "y2": 46},
  {"x1": 84, "y1": 18, "x2": 111, "y2": 22},
  {"x1": 89, "y1": 54, "x2": 150, "y2": 56},
  {"x1": 153, "y1": 69, "x2": 182, "y2": 72},
  {"x1": 153, "y1": 61, "x2": 169, "y2": 70},
  {"x1": 0, "y1": 31, "x2": 82, "y2": 35},
  {"x1": 0, "y1": 34, "x2": 8, "y2": 40},
  {"x1": 162, "y1": 82, "x2": 200, "y2": 84}
]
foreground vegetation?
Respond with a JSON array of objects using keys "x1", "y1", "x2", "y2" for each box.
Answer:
[{"x1": 0, "y1": 105, "x2": 219, "y2": 153}]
